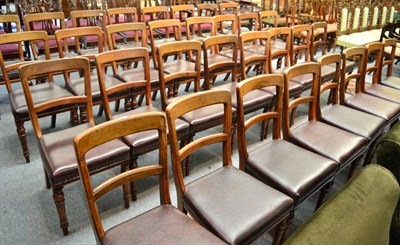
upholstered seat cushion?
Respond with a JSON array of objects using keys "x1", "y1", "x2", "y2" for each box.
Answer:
[
  {"x1": 336, "y1": 30, "x2": 381, "y2": 48},
  {"x1": 116, "y1": 66, "x2": 160, "y2": 91},
  {"x1": 163, "y1": 59, "x2": 200, "y2": 75},
  {"x1": 381, "y1": 76, "x2": 400, "y2": 90},
  {"x1": 184, "y1": 166, "x2": 293, "y2": 244},
  {"x1": 102, "y1": 205, "x2": 226, "y2": 245},
  {"x1": 215, "y1": 81, "x2": 274, "y2": 113},
  {"x1": 290, "y1": 121, "x2": 367, "y2": 168},
  {"x1": 321, "y1": 104, "x2": 386, "y2": 141},
  {"x1": 39, "y1": 123, "x2": 130, "y2": 184},
  {"x1": 0, "y1": 43, "x2": 19, "y2": 53},
  {"x1": 114, "y1": 106, "x2": 189, "y2": 152},
  {"x1": 291, "y1": 65, "x2": 336, "y2": 89},
  {"x1": 36, "y1": 38, "x2": 76, "y2": 49},
  {"x1": 365, "y1": 84, "x2": 400, "y2": 104},
  {"x1": 247, "y1": 139, "x2": 337, "y2": 204},
  {"x1": 345, "y1": 93, "x2": 400, "y2": 122},
  {"x1": 284, "y1": 164, "x2": 400, "y2": 245},
  {"x1": 326, "y1": 23, "x2": 337, "y2": 33},
  {"x1": 10, "y1": 83, "x2": 74, "y2": 114},
  {"x1": 261, "y1": 80, "x2": 303, "y2": 98},
  {"x1": 66, "y1": 74, "x2": 124, "y2": 103},
  {"x1": 202, "y1": 53, "x2": 233, "y2": 66},
  {"x1": 271, "y1": 39, "x2": 287, "y2": 50},
  {"x1": 384, "y1": 44, "x2": 400, "y2": 58}
]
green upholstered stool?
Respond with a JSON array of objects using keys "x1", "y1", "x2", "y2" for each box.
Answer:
[
  {"x1": 375, "y1": 121, "x2": 400, "y2": 245},
  {"x1": 284, "y1": 164, "x2": 400, "y2": 245}
]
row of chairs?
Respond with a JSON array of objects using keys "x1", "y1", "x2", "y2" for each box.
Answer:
[
  {"x1": 13, "y1": 32, "x2": 400, "y2": 238},
  {"x1": 0, "y1": 17, "x2": 334, "y2": 164}
]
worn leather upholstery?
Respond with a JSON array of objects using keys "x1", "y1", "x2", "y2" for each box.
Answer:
[
  {"x1": 10, "y1": 83, "x2": 74, "y2": 114},
  {"x1": 39, "y1": 123, "x2": 130, "y2": 185},
  {"x1": 284, "y1": 164, "x2": 400, "y2": 245},
  {"x1": 290, "y1": 121, "x2": 367, "y2": 168},
  {"x1": 101, "y1": 205, "x2": 226, "y2": 245},
  {"x1": 381, "y1": 76, "x2": 400, "y2": 90},
  {"x1": 291, "y1": 65, "x2": 336, "y2": 89},
  {"x1": 321, "y1": 104, "x2": 386, "y2": 141},
  {"x1": 184, "y1": 166, "x2": 293, "y2": 244},
  {"x1": 247, "y1": 139, "x2": 338, "y2": 204},
  {"x1": 345, "y1": 93, "x2": 400, "y2": 122},
  {"x1": 365, "y1": 84, "x2": 400, "y2": 104}
]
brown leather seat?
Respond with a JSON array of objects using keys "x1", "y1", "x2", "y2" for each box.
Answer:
[
  {"x1": 166, "y1": 89, "x2": 293, "y2": 244},
  {"x1": 380, "y1": 39, "x2": 400, "y2": 90},
  {"x1": 19, "y1": 57, "x2": 131, "y2": 235},
  {"x1": 102, "y1": 205, "x2": 226, "y2": 245},
  {"x1": 184, "y1": 166, "x2": 292, "y2": 244},
  {"x1": 74, "y1": 112, "x2": 225, "y2": 245}
]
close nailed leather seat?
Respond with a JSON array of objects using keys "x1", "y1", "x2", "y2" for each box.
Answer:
[
  {"x1": 74, "y1": 112, "x2": 225, "y2": 245},
  {"x1": 101, "y1": 205, "x2": 226, "y2": 245},
  {"x1": 184, "y1": 166, "x2": 292, "y2": 244}
]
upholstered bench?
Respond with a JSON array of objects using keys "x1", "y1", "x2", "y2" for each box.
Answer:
[
  {"x1": 375, "y1": 122, "x2": 400, "y2": 245},
  {"x1": 284, "y1": 164, "x2": 400, "y2": 245}
]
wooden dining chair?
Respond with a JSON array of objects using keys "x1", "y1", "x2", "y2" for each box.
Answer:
[
  {"x1": 219, "y1": 2, "x2": 239, "y2": 15},
  {"x1": 141, "y1": 6, "x2": 169, "y2": 27},
  {"x1": 237, "y1": 12, "x2": 259, "y2": 35},
  {"x1": 74, "y1": 111, "x2": 225, "y2": 244},
  {"x1": 282, "y1": 62, "x2": 368, "y2": 180},
  {"x1": 106, "y1": 22, "x2": 146, "y2": 51},
  {"x1": 197, "y1": 3, "x2": 219, "y2": 16},
  {"x1": 340, "y1": 47, "x2": 400, "y2": 129},
  {"x1": 380, "y1": 39, "x2": 400, "y2": 90},
  {"x1": 105, "y1": 7, "x2": 139, "y2": 48},
  {"x1": 364, "y1": 42, "x2": 400, "y2": 104},
  {"x1": 259, "y1": 10, "x2": 278, "y2": 30},
  {"x1": 0, "y1": 14, "x2": 22, "y2": 65},
  {"x1": 185, "y1": 16, "x2": 215, "y2": 42},
  {"x1": 236, "y1": 73, "x2": 338, "y2": 240},
  {"x1": 70, "y1": 9, "x2": 107, "y2": 48},
  {"x1": 166, "y1": 89, "x2": 293, "y2": 244},
  {"x1": 24, "y1": 12, "x2": 73, "y2": 59},
  {"x1": 170, "y1": 4, "x2": 195, "y2": 34},
  {"x1": 0, "y1": 31, "x2": 75, "y2": 163},
  {"x1": 18, "y1": 57, "x2": 131, "y2": 235},
  {"x1": 95, "y1": 48, "x2": 189, "y2": 199},
  {"x1": 317, "y1": 53, "x2": 386, "y2": 165},
  {"x1": 310, "y1": 21, "x2": 328, "y2": 61},
  {"x1": 214, "y1": 14, "x2": 238, "y2": 36}
]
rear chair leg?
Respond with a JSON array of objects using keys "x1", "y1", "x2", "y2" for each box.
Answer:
[{"x1": 53, "y1": 186, "x2": 69, "y2": 236}]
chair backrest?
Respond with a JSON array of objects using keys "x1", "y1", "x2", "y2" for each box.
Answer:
[
  {"x1": 148, "y1": 19, "x2": 182, "y2": 68},
  {"x1": 236, "y1": 74, "x2": 284, "y2": 170},
  {"x1": 95, "y1": 48, "x2": 152, "y2": 120},
  {"x1": 379, "y1": 22, "x2": 400, "y2": 42},
  {"x1": 70, "y1": 9, "x2": 107, "y2": 27},
  {"x1": 219, "y1": 2, "x2": 239, "y2": 15},
  {"x1": 106, "y1": 7, "x2": 138, "y2": 24},
  {"x1": 185, "y1": 16, "x2": 215, "y2": 40},
  {"x1": 24, "y1": 12, "x2": 66, "y2": 35},
  {"x1": 239, "y1": 30, "x2": 270, "y2": 79},
  {"x1": 317, "y1": 53, "x2": 342, "y2": 119},
  {"x1": 55, "y1": 26, "x2": 104, "y2": 58},
  {"x1": 291, "y1": 24, "x2": 312, "y2": 64},
  {"x1": 340, "y1": 46, "x2": 367, "y2": 105},
  {"x1": 366, "y1": 42, "x2": 385, "y2": 85},
  {"x1": 157, "y1": 40, "x2": 202, "y2": 110},
  {"x1": 237, "y1": 12, "x2": 259, "y2": 35},
  {"x1": 18, "y1": 57, "x2": 94, "y2": 139},
  {"x1": 0, "y1": 15, "x2": 21, "y2": 33},
  {"x1": 268, "y1": 27, "x2": 292, "y2": 70},
  {"x1": 74, "y1": 111, "x2": 170, "y2": 243},
  {"x1": 214, "y1": 14, "x2": 238, "y2": 36},
  {"x1": 165, "y1": 89, "x2": 233, "y2": 205},
  {"x1": 197, "y1": 3, "x2": 219, "y2": 16},
  {"x1": 382, "y1": 39, "x2": 398, "y2": 78},
  {"x1": 141, "y1": 6, "x2": 169, "y2": 26},
  {"x1": 259, "y1": 10, "x2": 278, "y2": 30},
  {"x1": 311, "y1": 21, "x2": 327, "y2": 61},
  {"x1": 203, "y1": 35, "x2": 238, "y2": 87},
  {"x1": 106, "y1": 22, "x2": 147, "y2": 51},
  {"x1": 0, "y1": 31, "x2": 50, "y2": 92},
  {"x1": 170, "y1": 4, "x2": 195, "y2": 24},
  {"x1": 282, "y1": 62, "x2": 321, "y2": 139}
]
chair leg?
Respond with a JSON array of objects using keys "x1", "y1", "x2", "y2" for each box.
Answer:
[
  {"x1": 44, "y1": 169, "x2": 51, "y2": 189},
  {"x1": 182, "y1": 135, "x2": 193, "y2": 177},
  {"x1": 315, "y1": 181, "x2": 334, "y2": 211},
  {"x1": 51, "y1": 115, "x2": 57, "y2": 128},
  {"x1": 97, "y1": 105, "x2": 104, "y2": 117},
  {"x1": 16, "y1": 121, "x2": 30, "y2": 163},
  {"x1": 114, "y1": 99, "x2": 120, "y2": 112},
  {"x1": 346, "y1": 156, "x2": 364, "y2": 181},
  {"x1": 71, "y1": 108, "x2": 79, "y2": 126},
  {"x1": 272, "y1": 217, "x2": 289, "y2": 245},
  {"x1": 129, "y1": 157, "x2": 138, "y2": 201},
  {"x1": 121, "y1": 164, "x2": 131, "y2": 209},
  {"x1": 280, "y1": 209, "x2": 294, "y2": 243},
  {"x1": 52, "y1": 186, "x2": 69, "y2": 236}
]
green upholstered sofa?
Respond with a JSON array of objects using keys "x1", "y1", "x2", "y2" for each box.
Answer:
[
  {"x1": 375, "y1": 122, "x2": 400, "y2": 245},
  {"x1": 284, "y1": 164, "x2": 399, "y2": 245}
]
